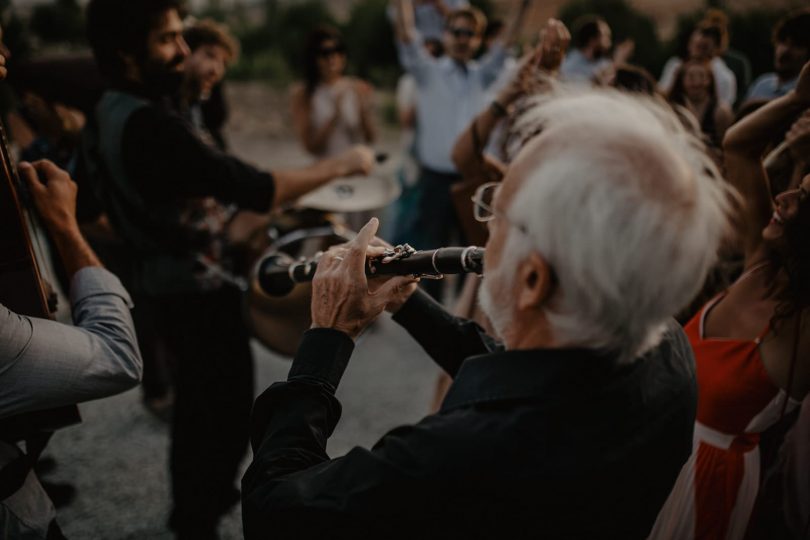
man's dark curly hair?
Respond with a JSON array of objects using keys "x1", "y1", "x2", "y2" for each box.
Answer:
[{"x1": 86, "y1": 0, "x2": 186, "y2": 84}]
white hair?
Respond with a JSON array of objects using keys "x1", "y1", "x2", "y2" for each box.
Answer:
[{"x1": 502, "y1": 86, "x2": 734, "y2": 362}]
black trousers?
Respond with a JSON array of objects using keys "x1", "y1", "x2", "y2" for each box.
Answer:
[
  {"x1": 149, "y1": 286, "x2": 254, "y2": 538},
  {"x1": 393, "y1": 167, "x2": 463, "y2": 300}
]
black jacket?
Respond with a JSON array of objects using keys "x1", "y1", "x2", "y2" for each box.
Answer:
[{"x1": 242, "y1": 290, "x2": 696, "y2": 539}]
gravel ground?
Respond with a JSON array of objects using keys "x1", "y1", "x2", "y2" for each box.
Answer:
[
  {"x1": 46, "y1": 318, "x2": 440, "y2": 539},
  {"x1": 43, "y1": 82, "x2": 441, "y2": 539}
]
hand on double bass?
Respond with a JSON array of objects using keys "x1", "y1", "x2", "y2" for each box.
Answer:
[{"x1": 18, "y1": 160, "x2": 102, "y2": 277}]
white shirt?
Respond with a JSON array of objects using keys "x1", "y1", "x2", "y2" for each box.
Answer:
[
  {"x1": 398, "y1": 36, "x2": 507, "y2": 173},
  {"x1": 309, "y1": 82, "x2": 365, "y2": 158},
  {"x1": 659, "y1": 56, "x2": 737, "y2": 107}
]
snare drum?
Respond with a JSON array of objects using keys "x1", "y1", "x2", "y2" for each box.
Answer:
[{"x1": 245, "y1": 214, "x2": 353, "y2": 356}]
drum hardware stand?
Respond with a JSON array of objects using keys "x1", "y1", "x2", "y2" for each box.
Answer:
[{"x1": 196, "y1": 254, "x2": 249, "y2": 292}]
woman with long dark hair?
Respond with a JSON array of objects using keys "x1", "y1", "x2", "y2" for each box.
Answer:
[
  {"x1": 650, "y1": 61, "x2": 810, "y2": 540},
  {"x1": 668, "y1": 60, "x2": 733, "y2": 149},
  {"x1": 290, "y1": 26, "x2": 375, "y2": 158}
]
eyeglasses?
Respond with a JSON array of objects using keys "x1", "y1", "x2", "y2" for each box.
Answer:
[
  {"x1": 471, "y1": 182, "x2": 528, "y2": 235},
  {"x1": 449, "y1": 27, "x2": 476, "y2": 39},
  {"x1": 318, "y1": 45, "x2": 345, "y2": 58}
]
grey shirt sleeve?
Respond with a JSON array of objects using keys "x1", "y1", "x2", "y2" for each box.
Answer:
[
  {"x1": 0, "y1": 267, "x2": 143, "y2": 419},
  {"x1": 397, "y1": 32, "x2": 433, "y2": 85}
]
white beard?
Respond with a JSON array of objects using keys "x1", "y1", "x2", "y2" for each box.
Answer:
[{"x1": 478, "y1": 263, "x2": 514, "y2": 342}]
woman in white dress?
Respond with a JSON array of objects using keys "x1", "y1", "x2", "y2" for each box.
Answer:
[{"x1": 291, "y1": 26, "x2": 375, "y2": 159}]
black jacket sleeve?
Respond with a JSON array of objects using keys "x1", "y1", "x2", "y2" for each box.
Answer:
[
  {"x1": 241, "y1": 328, "x2": 463, "y2": 539},
  {"x1": 391, "y1": 289, "x2": 501, "y2": 377},
  {"x1": 122, "y1": 106, "x2": 275, "y2": 212}
]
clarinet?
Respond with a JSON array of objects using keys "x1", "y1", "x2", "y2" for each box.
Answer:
[{"x1": 255, "y1": 244, "x2": 485, "y2": 297}]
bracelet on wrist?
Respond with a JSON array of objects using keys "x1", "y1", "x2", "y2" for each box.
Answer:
[{"x1": 490, "y1": 100, "x2": 508, "y2": 118}]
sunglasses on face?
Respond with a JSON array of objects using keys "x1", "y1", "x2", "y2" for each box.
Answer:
[
  {"x1": 449, "y1": 27, "x2": 476, "y2": 39},
  {"x1": 318, "y1": 45, "x2": 345, "y2": 58}
]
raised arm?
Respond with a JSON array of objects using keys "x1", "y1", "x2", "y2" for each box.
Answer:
[
  {"x1": 452, "y1": 19, "x2": 569, "y2": 179},
  {"x1": 272, "y1": 146, "x2": 374, "y2": 206},
  {"x1": 723, "y1": 61, "x2": 810, "y2": 263},
  {"x1": 497, "y1": 0, "x2": 533, "y2": 49},
  {"x1": 393, "y1": 0, "x2": 417, "y2": 44}
]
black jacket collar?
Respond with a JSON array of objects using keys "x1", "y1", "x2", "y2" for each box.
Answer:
[{"x1": 441, "y1": 347, "x2": 623, "y2": 412}]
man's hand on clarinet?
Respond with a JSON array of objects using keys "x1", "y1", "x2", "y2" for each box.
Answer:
[
  {"x1": 311, "y1": 218, "x2": 418, "y2": 340},
  {"x1": 366, "y1": 236, "x2": 419, "y2": 315}
]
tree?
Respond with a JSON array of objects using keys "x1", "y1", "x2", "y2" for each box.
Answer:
[{"x1": 30, "y1": 0, "x2": 84, "y2": 44}]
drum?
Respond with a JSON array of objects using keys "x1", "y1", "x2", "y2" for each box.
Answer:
[
  {"x1": 294, "y1": 172, "x2": 401, "y2": 213},
  {"x1": 245, "y1": 212, "x2": 353, "y2": 356}
]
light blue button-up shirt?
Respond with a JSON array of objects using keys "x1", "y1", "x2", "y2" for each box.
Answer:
[{"x1": 398, "y1": 37, "x2": 507, "y2": 173}]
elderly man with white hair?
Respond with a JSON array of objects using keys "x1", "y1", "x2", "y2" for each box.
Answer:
[{"x1": 241, "y1": 88, "x2": 732, "y2": 539}]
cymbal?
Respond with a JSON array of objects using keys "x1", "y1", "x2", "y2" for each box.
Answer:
[{"x1": 295, "y1": 172, "x2": 401, "y2": 213}]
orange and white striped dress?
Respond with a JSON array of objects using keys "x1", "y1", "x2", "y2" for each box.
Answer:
[{"x1": 649, "y1": 295, "x2": 800, "y2": 540}]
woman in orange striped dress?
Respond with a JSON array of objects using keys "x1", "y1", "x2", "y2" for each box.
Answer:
[{"x1": 649, "y1": 61, "x2": 810, "y2": 539}]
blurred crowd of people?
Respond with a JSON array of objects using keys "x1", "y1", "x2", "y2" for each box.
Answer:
[{"x1": 1, "y1": 0, "x2": 809, "y2": 539}]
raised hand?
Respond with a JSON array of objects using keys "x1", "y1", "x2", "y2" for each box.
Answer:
[
  {"x1": 795, "y1": 60, "x2": 810, "y2": 105},
  {"x1": 495, "y1": 19, "x2": 570, "y2": 108},
  {"x1": 786, "y1": 110, "x2": 810, "y2": 165},
  {"x1": 537, "y1": 18, "x2": 571, "y2": 72}
]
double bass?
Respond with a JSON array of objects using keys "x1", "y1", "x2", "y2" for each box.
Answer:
[{"x1": 0, "y1": 115, "x2": 81, "y2": 443}]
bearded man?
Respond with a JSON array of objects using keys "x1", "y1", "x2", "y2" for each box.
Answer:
[{"x1": 83, "y1": 1, "x2": 373, "y2": 537}]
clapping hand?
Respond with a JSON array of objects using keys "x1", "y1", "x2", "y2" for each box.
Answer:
[{"x1": 495, "y1": 19, "x2": 570, "y2": 108}]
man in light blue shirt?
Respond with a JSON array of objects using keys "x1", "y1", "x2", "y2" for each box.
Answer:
[
  {"x1": 744, "y1": 10, "x2": 810, "y2": 104},
  {"x1": 391, "y1": 0, "x2": 526, "y2": 297}
]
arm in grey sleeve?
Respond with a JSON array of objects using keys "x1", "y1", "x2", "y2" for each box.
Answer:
[
  {"x1": 0, "y1": 267, "x2": 142, "y2": 419},
  {"x1": 396, "y1": 35, "x2": 432, "y2": 85},
  {"x1": 478, "y1": 43, "x2": 508, "y2": 88}
]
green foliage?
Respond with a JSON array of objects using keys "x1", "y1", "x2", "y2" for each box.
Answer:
[
  {"x1": 273, "y1": 1, "x2": 337, "y2": 75},
  {"x1": 557, "y1": 0, "x2": 663, "y2": 75},
  {"x1": 29, "y1": 0, "x2": 84, "y2": 44},
  {"x1": 343, "y1": 0, "x2": 398, "y2": 84},
  {"x1": 728, "y1": 10, "x2": 784, "y2": 79},
  {"x1": 469, "y1": 0, "x2": 495, "y2": 20},
  {"x1": 229, "y1": 49, "x2": 292, "y2": 85},
  {"x1": 234, "y1": 0, "x2": 336, "y2": 80}
]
